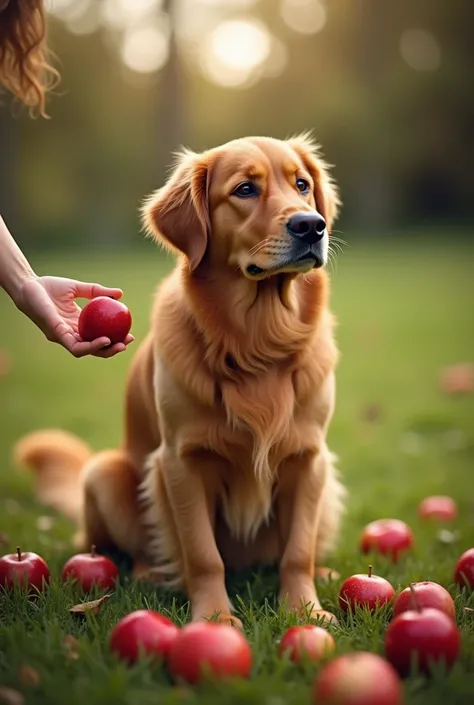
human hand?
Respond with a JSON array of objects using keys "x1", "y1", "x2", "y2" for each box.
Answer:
[{"x1": 16, "y1": 275, "x2": 134, "y2": 358}]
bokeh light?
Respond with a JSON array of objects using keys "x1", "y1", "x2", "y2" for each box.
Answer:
[
  {"x1": 280, "y1": 0, "x2": 327, "y2": 36},
  {"x1": 65, "y1": 2, "x2": 100, "y2": 36},
  {"x1": 46, "y1": 0, "x2": 90, "y2": 21},
  {"x1": 120, "y1": 25, "x2": 169, "y2": 74},
  {"x1": 101, "y1": 0, "x2": 160, "y2": 31},
  {"x1": 201, "y1": 19, "x2": 272, "y2": 87},
  {"x1": 400, "y1": 29, "x2": 441, "y2": 71},
  {"x1": 45, "y1": 0, "x2": 74, "y2": 15},
  {"x1": 197, "y1": 0, "x2": 256, "y2": 7}
]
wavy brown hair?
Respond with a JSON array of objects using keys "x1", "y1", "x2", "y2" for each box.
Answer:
[{"x1": 0, "y1": 0, "x2": 60, "y2": 117}]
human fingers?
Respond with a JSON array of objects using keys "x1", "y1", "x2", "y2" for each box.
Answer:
[{"x1": 73, "y1": 282, "x2": 123, "y2": 300}]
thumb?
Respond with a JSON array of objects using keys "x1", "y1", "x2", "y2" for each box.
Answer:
[{"x1": 73, "y1": 282, "x2": 123, "y2": 300}]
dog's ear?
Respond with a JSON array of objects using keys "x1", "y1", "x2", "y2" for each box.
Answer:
[
  {"x1": 141, "y1": 150, "x2": 212, "y2": 271},
  {"x1": 289, "y1": 134, "x2": 341, "y2": 231}
]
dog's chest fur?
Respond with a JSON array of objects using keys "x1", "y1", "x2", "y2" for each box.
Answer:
[
  {"x1": 204, "y1": 364, "x2": 325, "y2": 543},
  {"x1": 144, "y1": 271, "x2": 336, "y2": 561}
]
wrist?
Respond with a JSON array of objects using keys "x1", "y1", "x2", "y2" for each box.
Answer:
[
  {"x1": 0, "y1": 216, "x2": 38, "y2": 304},
  {"x1": 3, "y1": 264, "x2": 38, "y2": 306}
]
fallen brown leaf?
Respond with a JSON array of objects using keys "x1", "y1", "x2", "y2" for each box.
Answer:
[
  {"x1": 69, "y1": 594, "x2": 112, "y2": 617},
  {"x1": 464, "y1": 607, "x2": 474, "y2": 614},
  {"x1": 18, "y1": 665, "x2": 40, "y2": 687},
  {"x1": 62, "y1": 635, "x2": 80, "y2": 660},
  {"x1": 0, "y1": 688, "x2": 24, "y2": 705},
  {"x1": 361, "y1": 404, "x2": 383, "y2": 423}
]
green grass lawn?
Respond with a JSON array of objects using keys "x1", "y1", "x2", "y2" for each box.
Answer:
[{"x1": 1, "y1": 236, "x2": 474, "y2": 704}]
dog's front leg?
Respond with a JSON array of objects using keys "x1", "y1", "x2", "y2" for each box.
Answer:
[
  {"x1": 160, "y1": 449, "x2": 239, "y2": 627},
  {"x1": 277, "y1": 446, "x2": 336, "y2": 623}
]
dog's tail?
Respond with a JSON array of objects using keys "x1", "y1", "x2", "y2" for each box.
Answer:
[{"x1": 13, "y1": 430, "x2": 92, "y2": 524}]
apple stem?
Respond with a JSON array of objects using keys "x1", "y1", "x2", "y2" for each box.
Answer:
[
  {"x1": 91, "y1": 544, "x2": 96, "y2": 558},
  {"x1": 16, "y1": 546, "x2": 22, "y2": 562},
  {"x1": 368, "y1": 564, "x2": 373, "y2": 578},
  {"x1": 409, "y1": 582, "x2": 421, "y2": 612}
]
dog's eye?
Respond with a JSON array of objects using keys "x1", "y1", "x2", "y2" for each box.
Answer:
[
  {"x1": 232, "y1": 182, "x2": 258, "y2": 198},
  {"x1": 296, "y1": 178, "x2": 310, "y2": 194}
]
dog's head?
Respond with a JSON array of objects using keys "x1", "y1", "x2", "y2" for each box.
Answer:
[{"x1": 142, "y1": 135, "x2": 340, "y2": 279}]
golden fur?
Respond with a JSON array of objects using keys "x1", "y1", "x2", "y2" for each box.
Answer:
[
  {"x1": 0, "y1": 0, "x2": 59, "y2": 117},
  {"x1": 15, "y1": 135, "x2": 346, "y2": 625}
]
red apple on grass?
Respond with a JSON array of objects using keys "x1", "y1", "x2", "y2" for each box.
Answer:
[
  {"x1": 418, "y1": 496, "x2": 457, "y2": 522},
  {"x1": 168, "y1": 622, "x2": 252, "y2": 684},
  {"x1": 360, "y1": 519, "x2": 414, "y2": 561},
  {"x1": 393, "y1": 581, "x2": 455, "y2": 620},
  {"x1": 313, "y1": 652, "x2": 403, "y2": 705},
  {"x1": 110, "y1": 610, "x2": 179, "y2": 664},
  {"x1": 454, "y1": 547, "x2": 474, "y2": 590},
  {"x1": 385, "y1": 585, "x2": 461, "y2": 675},
  {"x1": 278, "y1": 625, "x2": 335, "y2": 663},
  {"x1": 339, "y1": 565, "x2": 395, "y2": 613},
  {"x1": 78, "y1": 296, "x2": 132, "y2": 344},
  {"x1": 0, "y1": 547, "x2": 50, "y2": 592},
  {"x1": 61, "y1": 545, "x2": 118, "y2": 592}
]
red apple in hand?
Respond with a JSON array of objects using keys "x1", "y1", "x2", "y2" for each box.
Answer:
[
  {"x1": 454, "y1": 547, "x2": 474, "y2": 590},
  {"x1": 62, "y1": 545, "x2": 118, "y2": 592},
  {"x1": 278, "y1": 625, "x2": 335, "y2": 663},
  {"x1": 385, "y1": 586, "x2": 461, "y2": 675},
  {"x1": 78, "y1": 296, "x2": 132, "y2": 344},
  {"x1": 110, "y1": 610, "x2": 179, "y2": 664},
  {"x1": 418, "y1": 496, "x2": 457, "y2": 522},
  {"x1": 339, "y1": 565, "x2": 395, "y2": 613},
  {"x1": 360, "y1": 519, "x2": 414, "y2": 561},
  {"x1": 0, "y1": 547, "x2": 50, "y2": 592},
  {"x1": 313, "y1": 652, "x2": 403, "y2": 705},
  {"x1": 168, "y1": 622, "x2": 252, "y2": 684},
  {"x1": 393, "y1": 581, "x2": 455, "y2": 620}
]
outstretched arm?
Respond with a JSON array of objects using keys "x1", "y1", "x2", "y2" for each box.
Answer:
[{"x1": 0, "y1": 216, "x2": 134, "y2": 358}]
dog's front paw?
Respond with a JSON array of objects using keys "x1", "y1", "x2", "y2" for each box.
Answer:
[
  {"x1": 310, "y1": 608, "x2": 339, "y2": 626},
  {"x1": 279, "y1": 580, "x2": 337, "y2": 625},
  {"x1": 279, "y1": 581, "x2": 320, "y2": 612},
  {"x1": 212, "y1": 613, "x2": 243, "y2": 630},
  {"x1": 191, "y1": 605, "x2": 243, "y2": 630},
  {"x1": 282, "y1": 598, "x2": 338, "y2": 626}
]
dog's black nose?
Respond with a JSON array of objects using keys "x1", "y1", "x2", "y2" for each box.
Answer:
[{"x1": 287, "y1": 212, "x2": 326, "y2": 244}]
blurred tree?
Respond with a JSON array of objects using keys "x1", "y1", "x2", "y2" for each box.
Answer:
[
  {"x1": 159, "y1": 0, "x2": 185, "y2": 165},
  {"x1": 11, "y1": 0, "x2": 474, "y2": 250}
]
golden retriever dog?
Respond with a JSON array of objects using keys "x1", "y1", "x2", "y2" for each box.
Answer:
[{"x1": 15, "y1": 135, "x2": 346, "y2": 626}]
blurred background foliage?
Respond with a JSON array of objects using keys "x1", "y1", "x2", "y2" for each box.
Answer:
[{"x1": 0, "y1": 0, "x2": 473, "y2": 251}]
